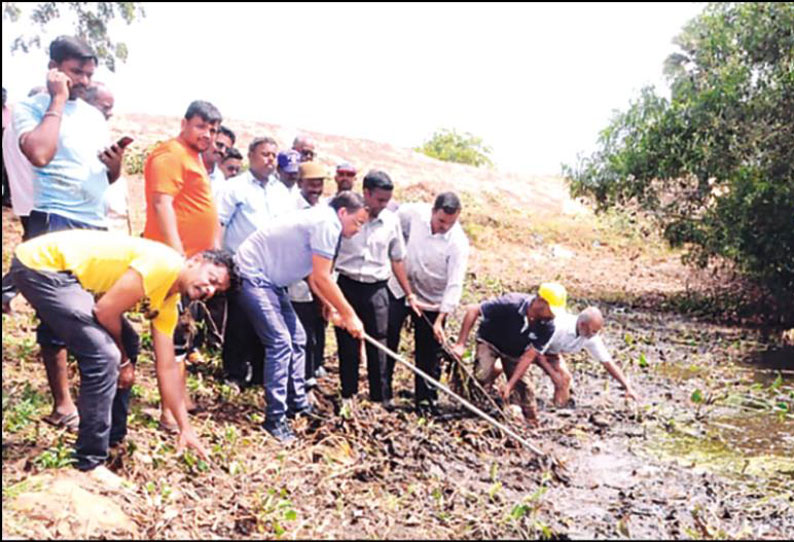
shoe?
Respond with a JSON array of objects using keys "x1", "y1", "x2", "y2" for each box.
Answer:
[
  {"x1": 382, "y1": 399, "x2": 397, "y2": 411},
  {"x1": 314, "y1": 366, "x2": 328, "y2": 379},
  {"x1": 415, "y1": 400, "x2": 440, "y2": 417},
  {"x1": 263, "y1": 418, "x2": 296, "y2": 443},
  {"x1": 305, "y1": 377, "x2": 317, "y2": 389},
  {"x1": 286, "y1": 404, "x2": 315, "y2": 420},
  {"x1": 223, "y1": 378, "x2": 245, "y2": 394}
]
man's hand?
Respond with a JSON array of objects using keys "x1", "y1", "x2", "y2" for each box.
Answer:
[
  {"x1": 432, "y1": 318, "x2": 446, "y2": 345},
  {"x1": 342, "y1": 313, "x2": 365, "y2": 339},
  {"x1": 500, "y1": 382, "x2": 513, "y2": 403},
  {"x1": 451, "y1": 343, "x2": 466, "y2": 360},
  {"x1": 176, "y1": 425, "x2": 209, "y2": 461},
  {"x1": 624, "y1": 386, "x2": 641, "y2": 404},
  {"x1": 46, "y1": 68, "x2": 71, "y2": 101},
  {"x1": 118, "y1": 363, "x2": 135, "y2": 389},
  {"x1": 99, "y1": 144, "x2": 124, "y2": 182},
  {"x1": 407, "y1": 294, "x2": 422, "y2": 317}
]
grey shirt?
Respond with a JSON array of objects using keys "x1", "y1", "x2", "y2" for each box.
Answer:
[{"x1": 335, "y1": 208, "x2": 406, "y2": 283}]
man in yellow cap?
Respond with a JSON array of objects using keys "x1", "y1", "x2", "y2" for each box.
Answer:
[{"x1": 451, "y1": 282, "x2": 567, "y2": 425}]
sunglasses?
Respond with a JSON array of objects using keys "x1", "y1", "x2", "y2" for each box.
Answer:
[
  {"x1": 300, "y1": 149, "x2": 315, "y2": 158},
  {"x1": 337, "y1": 171, "x2": 355, "y2": 177}
]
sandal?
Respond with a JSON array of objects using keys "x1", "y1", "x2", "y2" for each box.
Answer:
[
  {"x1": 42, "y1": 410, "x2": 80, "y2": 432},
  {"x1": 158, "y1": 419, "x2": 179, "y2": 434}
]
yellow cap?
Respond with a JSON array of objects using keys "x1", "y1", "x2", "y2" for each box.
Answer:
[{"x1": 538, "y1": 282, "x2": 567, "y2": 316}]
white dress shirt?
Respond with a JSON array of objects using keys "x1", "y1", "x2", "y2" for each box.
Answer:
[
  {"x1": 335, "y1": 208, "x2": 406, "y2": 283},
  {"x1": 387, "y1": 202, "x2": 469, "y2": 314}
]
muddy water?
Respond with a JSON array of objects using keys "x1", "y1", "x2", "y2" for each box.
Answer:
[{"x1": 529, "y1": 307, "x2": 794, "y2": 538}]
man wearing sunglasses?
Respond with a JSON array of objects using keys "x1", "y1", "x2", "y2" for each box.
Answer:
[{"x1": 334, "y1": 162, "x2": 357, "y2": 193}]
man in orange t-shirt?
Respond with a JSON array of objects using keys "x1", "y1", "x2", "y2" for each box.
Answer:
[
  {"x1": 143, "y1": 100, "x2": 222, "y2": 430},
  {"x1": 143, "y1": 100, "x2": 221, "y2": 256}
]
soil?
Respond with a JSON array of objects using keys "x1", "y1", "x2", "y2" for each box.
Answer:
[{"x1": 2, "y1": 115, "x2": 792, "y2": 539}]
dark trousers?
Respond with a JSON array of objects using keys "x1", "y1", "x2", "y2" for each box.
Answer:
[
  {"x1": 387, "y1": 291, "x2": 444, "y2": 405},
  {"x1": 292, "y1": 299, "x2": 326, "y2": 381},
  {"x1": 10, "y1": 257, "x2": 139, "y2": 470},
  {"x1": 335, "y1": 274, "x2": 390, "y2": 401},
  {"x1": 25, "y1": 210, "x2": 107, "y2": 348},
  {"x1": 223, "y1": 289, "x2": 265, "y2": 385}
]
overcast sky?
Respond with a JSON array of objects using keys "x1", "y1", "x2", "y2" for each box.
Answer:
[{"x1": 2, "y1": 2, "x2": 704, "y2": 174}]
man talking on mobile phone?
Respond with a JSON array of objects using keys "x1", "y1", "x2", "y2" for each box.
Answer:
[{"x1": 11, "y1": 35, "x2": 128, "y2": 433}]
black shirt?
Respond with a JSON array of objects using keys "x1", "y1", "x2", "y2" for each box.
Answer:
[{"x1": 476, "y1": 293, "x2": 555, "y2": 358}]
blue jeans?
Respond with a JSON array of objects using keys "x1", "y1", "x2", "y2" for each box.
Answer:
[
  {"x1": 10, "y1": 257, "x2": 137, "y2": 470},
  {"x1": 238, "y1": 275, "x2": 309, "y2": 423},
  {"x1": 26, "y1": 210, "x2": 107, "y2": 348}
]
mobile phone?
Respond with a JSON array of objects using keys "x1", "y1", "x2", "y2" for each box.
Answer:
[{"x1": 116, "y1": 136, "x2": 134, "y2": 149}]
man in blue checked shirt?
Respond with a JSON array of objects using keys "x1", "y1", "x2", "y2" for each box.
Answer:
[{"x1": 234, "y1": 191, "x2": 368, "y2": 443}]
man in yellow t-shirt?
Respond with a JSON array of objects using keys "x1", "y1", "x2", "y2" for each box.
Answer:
[{"x1": 9, "y1": 229, "x2": 237, "y2": 482}]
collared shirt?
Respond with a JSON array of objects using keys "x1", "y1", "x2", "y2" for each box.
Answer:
[
  {"x1": 235, "y1": 204, "x2": 342, "y2": 288},
  {"x1": 477, "y1": 293, "x2": 555, "y2": 358},
  {"x1": 387, "y1": 202, "x2": 469, "y2": 314},
  {"x1": 2, "y1": 110, "x2": 34, "y2": 217},
  {"x1": 14, "y1": 94, "x2": 110, "y2": 227},
  {"x1": 335, "y1": 208, "x2": 405, "y2": 283},
  {"x1": 546, "y1": 312, "x2": 612, "y2": 363},
  {"x1": 208, "y1": 163, "x2": 226, "y2": 200},
  {"x1": 217, "y1": 170, "x2": 294, "y2": 253},
  {"x1": 288, "y1": 194, "x2": 315, "y2": 302}
]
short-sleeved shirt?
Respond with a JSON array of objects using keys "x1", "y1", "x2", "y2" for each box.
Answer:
[
  {"x1": 546, "y1": 313, "x2": 612, "y2": 363},
  {"x1": 335, "y1": 208, "x2": 405, "y2": 283},
  {"x1": 216, "y1": 170, "x2": 294, "y2": 253},
  {"x1": 477, "y1": 293, "x2": 555, "y2": 358},
  {"x1": 235, "y1": 204, "x2": 342, "y2": 288},
  {"x1": 13, "y1": 94, "x2": 110, "y2": 227},
  {"x1": 15, "y1": 229, "x2": 184, "y2": 336},
  {"x1": 142, "y1": 138, "x2": 219, "y2": 256},
  {"x1": 287, "y1": 194, "x2": 316, "y2": 302},
  {"x1": 387, "y1": 202, "x2": 469, "y2": 313}
]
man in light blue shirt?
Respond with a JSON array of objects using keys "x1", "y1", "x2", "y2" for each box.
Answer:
[
  {"x1": 234, "y1": 192, "x2": 368, "y2": 443},
  {"x1": 12, "y1": 36, "x2": 126, "y2": 432},
  {"x1": 217, "y1": 136, "x2": 292, "y2": 388},
  {"x1": 217, "y1": 136, "x2": 291, "y2": 253},
  {"x1": 14, "y1": 37, "x2": 123, "y2": 230}
]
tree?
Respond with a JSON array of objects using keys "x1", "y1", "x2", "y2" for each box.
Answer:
[
  {"x1": 2, "y1": 2, "x2": 145, "y2": 72},
  {"x1": 563, "y1": 2, "x2": 794, "y2": 316},
  {"x1": 416, "y1": 129, "x2": 493, "y2": 168}
]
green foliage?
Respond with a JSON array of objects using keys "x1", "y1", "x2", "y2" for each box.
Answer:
[
  {"x1": 33, "y1": 441, "x2": 76, "y2": 469},
  {"x1": 416, "y1": 128, "x2": 493, "y2": 168},
  {"x1": 564, "y1": 2, "x2": 794, "y2": 315},
  {"x1": 2, "y1": 383, "x2": 47, "y2": 433},
  {"x1": 3, "y1": 2, "x2": 146, "y2": 72}
]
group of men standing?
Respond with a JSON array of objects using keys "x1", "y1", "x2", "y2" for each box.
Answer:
[{"x1": 2, "y1": 35, "x2": 639, "y2": 484}]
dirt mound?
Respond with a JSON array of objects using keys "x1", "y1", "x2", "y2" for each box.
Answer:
[{"x1": 4, "y1": 471, "x2": 136, "y2": 538}]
